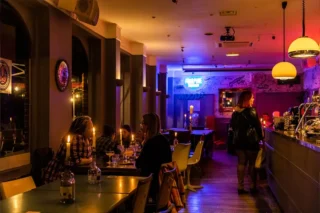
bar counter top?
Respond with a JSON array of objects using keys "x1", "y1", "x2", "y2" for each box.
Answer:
[{"x1": 264, "y1": 127, "x2": 320, "y2": 153}]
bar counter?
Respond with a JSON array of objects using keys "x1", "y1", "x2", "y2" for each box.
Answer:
[{"x1": 265, "y1": 128, "x2": 320, "y2": 213}]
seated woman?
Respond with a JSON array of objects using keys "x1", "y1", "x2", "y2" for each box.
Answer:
[
  {"x1": 96, "y1": 124, "x2": 121, "y2": 156},
  {"x1": 136, "y1": 113, "x2": 172, "y2": 201},
  {"x1": 43, "y1": 116, "x2": 93, "y2": 183},
  {"x1": 121, "y1": 124, "x2": 132, "y2": 148}
]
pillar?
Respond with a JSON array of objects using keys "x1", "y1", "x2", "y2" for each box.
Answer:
[
  {"x1": 101, "y1": 24, "x2": 121, "y2": 130},
  {"x1": 130, "y1": 43, "x2": 146, "y2": 132},
  {"x1": 31, "y1": 7, "x2": 72, "y2": 152},
  {"x1": 146, "y1": 56, "x2": 157, "y2": 113},
  {"x1": 158, "y1": 65, "x2": 167, "y2": 129}
]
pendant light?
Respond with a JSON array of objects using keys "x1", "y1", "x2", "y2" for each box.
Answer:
[
  {"x1": 272, "y1": 1, "x2": 297, "y2": 80},
  {"x1": 288, "y1": 0, "x2": 320, "y2": 58}
]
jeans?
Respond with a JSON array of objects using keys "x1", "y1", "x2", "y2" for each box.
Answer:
[{"x1": 236, "y1": 150, "x2": 258, "y2": 190}]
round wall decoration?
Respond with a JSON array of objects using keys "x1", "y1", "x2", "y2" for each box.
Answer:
[
  {"x1": 55, "y1": 60, "x2": 70, "y2": 92},
  {"x1": 0, "y1": 60, "x2": 11, "y2": 92}
]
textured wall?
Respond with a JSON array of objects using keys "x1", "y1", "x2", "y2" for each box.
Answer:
[
  {"x1": 170, "y1": 72, "x2": 303, "y2": 118},
  {"x1": 303, "y1": 65, "x2": 320, "y2": 90}
]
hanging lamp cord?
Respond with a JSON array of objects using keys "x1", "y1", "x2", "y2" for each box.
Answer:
[
  {"x1": 282, "y1": 1, "x2": 287, "y2": 62},
  {"x1": 302, "y1": 0, "x2": 305, "y2": 36}
]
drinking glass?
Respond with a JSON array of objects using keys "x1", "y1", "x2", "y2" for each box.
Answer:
[{"x1": 105, "y1": 151, "x2": 115, "y2": 165}]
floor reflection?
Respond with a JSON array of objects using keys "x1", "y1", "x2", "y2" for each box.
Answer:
[{"x1": 180, "y1": 150, "x2": 281, "y2": 213}]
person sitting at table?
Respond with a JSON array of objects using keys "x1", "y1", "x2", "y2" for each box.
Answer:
[
  {"x1": 121, "y1": 124, "x2": 132, "y2": 148},
  {"x1": 96, "y1": 124, "x2": 121, "y2": 156},
  {"x1": 43, "y1": 116, "x2": 93, "y2": 183},
  {"x1": 136, "y1": 113, "x2": 172, "y2": 201}
]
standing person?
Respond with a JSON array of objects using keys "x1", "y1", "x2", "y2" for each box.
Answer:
[
  {"x1": 121, "y1": 124, "x2": 132, "y2": 148},
  {"x1": 136, "y1": 113, "x2": 172, "y2": 201},
  {"x1": 231, "y1": 91, "x2": 263, "y2": 194},
  {"x1": 43, "y1": 116, "x2": 93, "y2": 183}
]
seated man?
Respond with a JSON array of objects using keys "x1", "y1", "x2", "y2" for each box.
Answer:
[{"x1": 96, "y1": 125, "x2": 121, "y2": 156}]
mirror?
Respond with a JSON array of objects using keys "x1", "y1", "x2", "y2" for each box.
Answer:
[{"x1": 219, "y1": 88, "x2": 251, "y2": 112}]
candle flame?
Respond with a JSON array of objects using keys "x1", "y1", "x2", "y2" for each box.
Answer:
[
  {"x1": 174, "y1": 132, "x2": 177, "y2": 137},
  {"x1": 67, "y1": 135, "x2": 70, "y2": 143},
  {"x1": 93, "y1": 127, "x2": 96, "y2": 134}
]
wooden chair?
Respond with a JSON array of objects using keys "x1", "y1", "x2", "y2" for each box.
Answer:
[
  {"x1": 0, "y1": 176, "x2": 36, "y2": 199},
  {"x1": 156, "y1": 168, "x2": 176, "y2": 213},
  {"x1": 132, "y1": 174, "x2": 153, "y2": 213}
]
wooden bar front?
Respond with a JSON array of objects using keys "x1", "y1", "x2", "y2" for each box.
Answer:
[{"x1": 265, "y1": 128, "x2": 320, "y2": 213}]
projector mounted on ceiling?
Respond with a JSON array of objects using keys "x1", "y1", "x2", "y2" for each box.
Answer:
[{"x1": 220, "y1": 27, "x2": 235, "y2": 41}]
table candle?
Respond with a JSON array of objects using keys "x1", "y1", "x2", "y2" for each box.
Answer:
[
  {"x1": 189, "y1": 116, "x2": 192, "y2": 121},
  {"x1": 190, "y1": 105, "x2": 194, "y2": 114},
  {"x1": 66, "y1": 135, "x2": 71, "y2": 159},
  {"x1": 120, "y1": 129, "x2": 123, "y2": 145},
  {"x1": 174, "y1": 132, "x2": 178, "y2": 137},
  {"x1": 92, "y1": 127, "x2": 96, "y2": 148},
  {"x1": 131, "y1": 134, "x2": 135, "y2": 142}
]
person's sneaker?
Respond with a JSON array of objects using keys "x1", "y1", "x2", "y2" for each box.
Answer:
[
  {"x1": 250, "y1": 188, "x2": 259, "y2": 194},
  {"x1": 237, "y1": 189, "x2": 248, "y2": 195}
]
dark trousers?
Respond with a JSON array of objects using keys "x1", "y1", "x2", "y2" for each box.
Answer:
[{"x1": 236, "y1": 150, "x2": 258, "y2": 189}]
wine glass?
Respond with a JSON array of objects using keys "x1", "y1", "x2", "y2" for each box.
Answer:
[{"x1": 105, "y1": 151, "x2": 115, "y2": 165}]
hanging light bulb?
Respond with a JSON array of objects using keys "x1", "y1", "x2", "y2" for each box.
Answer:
[
  {"x1": 272, "y1": 1, "x2": 297, "y2": 80},
  {"x1": 288, "y1": 0, "x2": 320, "y2": 58}
]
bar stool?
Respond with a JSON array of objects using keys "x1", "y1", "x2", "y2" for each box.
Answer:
[{"x1": 185, "y1": 140, "x2": 204, "y2": 191}]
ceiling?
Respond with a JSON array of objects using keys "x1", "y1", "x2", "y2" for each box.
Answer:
[{"x1": 97, "y1": 0, "x2": 320, "y2": 66}]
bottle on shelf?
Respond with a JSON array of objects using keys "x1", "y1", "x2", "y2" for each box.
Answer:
[{"x1": 60, "y1": 159, "x2": 75, "y2": 204}]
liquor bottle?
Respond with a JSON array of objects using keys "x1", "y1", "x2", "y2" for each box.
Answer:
[
  {"x1": 88, "y1": 159, "x2": 101, "y2": 184},
  {"x1": 60, "y1": 159, "x2": 75, "y2": 204}
]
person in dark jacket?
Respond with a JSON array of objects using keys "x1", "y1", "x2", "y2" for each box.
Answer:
[
  {"x1": 136, "y1": 113, "x2": 172, "y2": 201},
  {"x1": 231, "y1": 91, "x2": 264, "y2": 194}
]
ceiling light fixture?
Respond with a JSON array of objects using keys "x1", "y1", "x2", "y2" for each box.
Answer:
[
  {"x1": 272, "y1": 1, "x2": 297, "y2": 80},
  {"x1": 226, "y1": 53, "x2": 239, "y2": 57},
  {"x1": 288, "y1": 0, "x2": 319, "y2": 58}
]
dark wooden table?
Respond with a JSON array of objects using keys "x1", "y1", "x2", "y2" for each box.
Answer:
[
  {"x1": 73, "y1": 158, "x2": 140, "y2": 176},
  {"x1": 0, "y1": 175, "x2": 145, "y2": 213},
  {"x1": 36, "y1": 175, "x2": 146, "y2": 195}
]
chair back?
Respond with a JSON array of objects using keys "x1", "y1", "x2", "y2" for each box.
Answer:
[
  {"x1": 132, "y1": 174, "x2": 153, "y2": 213},
  {"x1": 189, "y1": 140, "x2": 204, "y2": 164},
  {"x1": 172, "y1": 143, "x2": 191, "y2": 172},
  {"x1": 0, "y1": 176, "x2": 36, "y2": 199},
  {"x1": 157, "y1": 168, "x2": 175, "y2": 211}
]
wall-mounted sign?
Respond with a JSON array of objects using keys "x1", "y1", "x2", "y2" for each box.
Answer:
[
  {"x1": 55, "y1": 60, "x2": 70, "y2": 92},
  {"x1": 0, "y1": 58, "x2": 12, "y2": 94},
  {"x1": 184, "y1": 76, "x2": 203, "y2": 89}
]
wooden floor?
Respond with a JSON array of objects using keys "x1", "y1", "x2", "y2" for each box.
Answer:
[{"x1": 180, "y1": 150, "x2": 281, "y2": 213}]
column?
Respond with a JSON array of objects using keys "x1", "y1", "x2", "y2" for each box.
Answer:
[
  {"x1": 101, "y1": 24, "x2": 121, "y2": 130},
  {"x1": 146, "y1": 56, "x2": 157, "y2": 113},
  {"x1": 130, "y1": 42, "x2": 146, "y2": 132},
  {"x1": 31, "y1": 7, "x2": 73, "y2": 152},
  {"x1": 158, "y1": 65, "x2": 167, "y2": 129}
]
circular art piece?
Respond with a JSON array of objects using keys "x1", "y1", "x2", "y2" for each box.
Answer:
[
  {"x1": 55, "y1": 60, "x2": 70, "y2": 92},
  {"x1": 0, "y1": 60, "x2": 11, "y2": 91}
]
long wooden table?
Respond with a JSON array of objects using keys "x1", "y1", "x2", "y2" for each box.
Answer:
[
  {"x1": 73, "y1": 158, "x2": 140, "y2": 176},
  {"x1": 0, "y1": 175, "x2": 144, "y2": 213}
]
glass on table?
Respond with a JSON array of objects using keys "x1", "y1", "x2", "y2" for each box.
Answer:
[
  {"x1": 111, "y1": 154, "x2": 120, "y2": 166},
  {"x1": 105, "y1": 151, "x2": 115, "y2": 165}
]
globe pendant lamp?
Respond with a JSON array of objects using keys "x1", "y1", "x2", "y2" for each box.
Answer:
[
  {"x1": 272, "y1": 1, "x2": 297, "y2": 80},
  {"x1": 288, "y1": 0, "x2": 320, "y2": 58}
]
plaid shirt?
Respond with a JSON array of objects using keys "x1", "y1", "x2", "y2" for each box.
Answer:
[
  {"x1": 43, "y1": 134, "x2": 92, "y2": 183},
  {"x1": 96, "y1": 136, "x2": 120, "y2": 155}
]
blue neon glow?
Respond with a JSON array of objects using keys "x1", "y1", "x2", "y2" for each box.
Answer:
[{"x1": 184, "y1": 77, "x2": 203, "y2": 89}]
